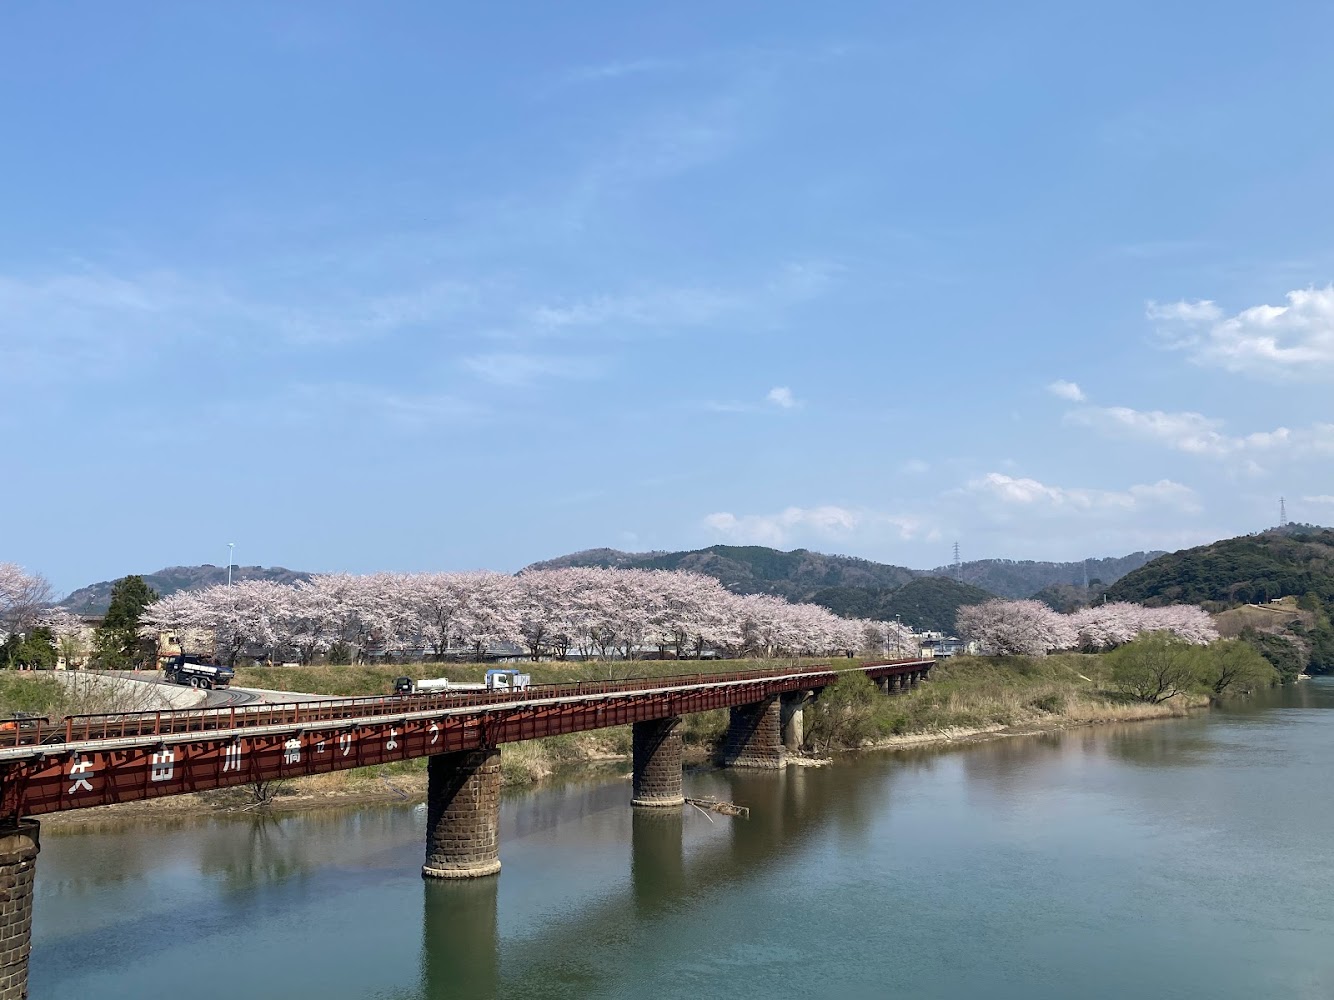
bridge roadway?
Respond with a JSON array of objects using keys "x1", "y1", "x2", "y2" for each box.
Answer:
[{"x1": 0, "y1": 657, "x2": 932, "y2": 1000}]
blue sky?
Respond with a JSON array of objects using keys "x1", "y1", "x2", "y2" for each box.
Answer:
[{"x1": 4, "y1": 2, "x2": 1333, "y2": 596}]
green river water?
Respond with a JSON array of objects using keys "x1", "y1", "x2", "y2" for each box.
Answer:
[{"x1": 30, "y1": 678, "x2": 1334, "y2": 999}]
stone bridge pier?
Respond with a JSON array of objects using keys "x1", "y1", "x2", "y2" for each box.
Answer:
[
  {"x1": 632, "y1": 717, "x2": 685, "y2": 807},
  {"x1": 0, "y1": 820, "x2": 38, "y2": 1000},
  {"x1": 423, "y1": 749, "x2": 502, "y2": 879},
  {"x1": 780, "y1": 691, "x2": 811, "y2": 752},
  {"x1": 720, "y1": 696, "x2": 786, "y2": 768}
]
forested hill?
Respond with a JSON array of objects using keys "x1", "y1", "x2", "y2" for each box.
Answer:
[
  {"x1": 533, "y1": 545, "x2": 1162, "y2": 602},
  {"x1": 809, "y1": 578, "x2": 995, "y2": 633},
  {"x1": 925, "y1": 552, "x2": 1163, "y2": 598},
  {"x1": 60, "y1": 565, "x2": 311, "y2": 615},
  {"x1": 1105, "y1": 526, "x2": 1334, "y2": 608},
  {"x1": 526, "y1": 545, "x2": 918, "y2": 603}
]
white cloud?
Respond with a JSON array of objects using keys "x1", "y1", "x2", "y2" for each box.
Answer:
[
  {"x1": 967, "y1": 473, "x2": 1200, "y2": 514},
  {"x1": 460, "y1": 353, "x2": 602, "y2": 387},
  {"x1": 767, "y1": 386, "x2": 797, "y2": 409},
  {"x1": 1303, "y1": 495, "x2": 1334, "y2": 504},
  {"x1": 1066, "y1": 404, "x2": 1334, "y2": 465},
  {"x1": 1046, "y1": 379, "x2": 1085, "y2": 402},
  {"x1": 1149, "y1": 286, "x2": 1334, "y2": 378},
  {"x1": 1146, "y1": 299, "x2": 1223, "y2": 324},
  {"x1": 703, "y1": 506, "x2": 927, "y2": 547}
]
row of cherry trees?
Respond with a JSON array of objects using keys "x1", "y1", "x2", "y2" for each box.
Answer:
[
  {"x1": 956, "y1": 599, "x2": 1219, "y2": 657},
  {"x1": 140, "y1": 568, "x2": 919, "y2": 665}
]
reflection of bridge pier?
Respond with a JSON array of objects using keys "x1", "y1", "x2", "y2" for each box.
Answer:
[
  {"x1": 421, "y1": 875, "x2": 500, "y2": 998},
  {"x1": 631, "y1": 807, "x2": 685, "y2": 916}
]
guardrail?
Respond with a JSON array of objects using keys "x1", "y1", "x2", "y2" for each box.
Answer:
[{"x1": 0, "y1": 658, "x2": 930, "y2": 749}]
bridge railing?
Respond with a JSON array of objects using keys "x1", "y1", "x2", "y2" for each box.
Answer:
[{"x1": 0, "y1": 658, "x2": 930, "y2": 748}]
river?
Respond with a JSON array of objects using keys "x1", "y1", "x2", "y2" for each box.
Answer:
[{"x1": 30, "y1": 678, "x2": 1334, "y2": 999}]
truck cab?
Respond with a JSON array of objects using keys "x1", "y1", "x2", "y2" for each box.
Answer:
[{"x1": 485, "y1": 668, "x2": 531, "y2": 692}]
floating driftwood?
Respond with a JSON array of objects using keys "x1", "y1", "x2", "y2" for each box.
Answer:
[{"x1": 685, "y1": 796, "x2": 749, "y2": 819}]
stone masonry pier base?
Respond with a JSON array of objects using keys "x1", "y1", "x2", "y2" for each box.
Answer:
[
  {"x1": 423, "y1": 749, "x2": 502, "y2": 879},
  {"x1": 720, "y1": 697, "x2": 786, "y2": 768},
  {"x1": 632, "y1": 717, "x2": 685, "y2": 807}
]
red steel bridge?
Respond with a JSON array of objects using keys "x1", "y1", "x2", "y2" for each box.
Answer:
[
  {"x1": 0, "y1": 657, "x2": 930, "y2": 819},
  {"x1": 0, "y1": 657, "x2": 933, "y2": 1000}
]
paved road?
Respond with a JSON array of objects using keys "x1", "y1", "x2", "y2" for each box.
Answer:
[{"x1": 99, "y1": 671, "x2": 332, "y2": 708}]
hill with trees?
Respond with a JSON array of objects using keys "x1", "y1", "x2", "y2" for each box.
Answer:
[
  {"x1": 1104, "y1": 525, "x2": 1334, "y2": 678},
  {"x1": 810, "y1": 578, "x2": 994, "y2": 633},
  {"x1": 526, "y1": 545, "x2": 919, "y2": 603},
  {"x1": 1104, "y1": 526, "x2": 1334, "y2": 608},
  {"x1": 927, "y1": 553, "x2": 1162, "y2": 598},
  {"x1": 60, "y1": 565, "x2": 310, "y2": 615}
]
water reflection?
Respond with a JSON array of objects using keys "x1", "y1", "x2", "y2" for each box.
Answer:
[
  {"x1": 630, "y1": 808, "x2": 684, "y2": 916},
  {"x1": 421, "y1": 878, "x2": 499, "y2": 999}
]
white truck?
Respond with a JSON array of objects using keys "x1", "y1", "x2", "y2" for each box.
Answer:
[{"x1": 393, "y1": 669, "x2": 531, "y2": 696}]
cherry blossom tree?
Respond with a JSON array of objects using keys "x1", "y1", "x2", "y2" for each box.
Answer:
[
  {"x1": 0, "y1": 563, "x2": 53, "y2": 646},
  {"x1": 957, "y1": 599, "x2": 1076, "y2": 656}
]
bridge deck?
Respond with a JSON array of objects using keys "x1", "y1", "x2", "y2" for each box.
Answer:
[{"x1": 0, "y1": 659, "x2": 932, "y2": 820}]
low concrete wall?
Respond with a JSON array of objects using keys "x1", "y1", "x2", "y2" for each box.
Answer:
[{"x1": 48, "y1": 672, "x2": 207, "y2": 711}]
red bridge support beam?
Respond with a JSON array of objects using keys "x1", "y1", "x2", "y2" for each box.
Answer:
[
  {"x1": 632, "y1": 717, "x2": 685, "y2": 807},
  {"x1": 422, "y1": 749, "x2": 502, "y2": 879},
  {"x1": 720, "y1": 697, "x2": 786, "y2": 769},
  {"x1": 0, "y1": 820, "x2": 38, "y2": 1000}
]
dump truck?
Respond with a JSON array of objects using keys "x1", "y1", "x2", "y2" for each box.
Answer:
[{"x1": 163, "y1": 654, "x2": 235, "y2": 690}]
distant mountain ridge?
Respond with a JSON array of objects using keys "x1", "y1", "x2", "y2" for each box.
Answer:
[
  {"x1": 529, "y1": 545, "x2": 1162, "y2": 602},
  {"x1": 60, "y1": 565, "x2": 311, "y2": 615},
  {"x1": 928, "y1": 553, "x2": 1164, "y2": 598}
]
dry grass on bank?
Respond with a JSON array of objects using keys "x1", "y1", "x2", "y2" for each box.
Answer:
[{"x1": 806, "y1": 653, "x2": 1209, "y2": 752}]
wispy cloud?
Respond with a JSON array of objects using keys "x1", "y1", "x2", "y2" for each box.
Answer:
[
  {"x1": 1065, "y1": 403, "x2": 1334, "y2": 467},
  {"x1": 565, "y1": 57, "x2": 681, "y2": 84},
  {"x1": 766, "y1": 386, "x2": 798, "y2": 409},
  {"x1": 703, "y1": 505, "x2": 929, "y2": 546},
  {"x1": 966, "y1": 472, "x2": 1200, "y2": 514},
  {"x1": 461, "y1": 352, "x2": 604, "y2": 387},
  {"x1": 525, "y1": 260, "x2": 837, "y2": 340}
]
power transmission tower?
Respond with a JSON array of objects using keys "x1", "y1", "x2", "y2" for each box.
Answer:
[
  {"x1": 1280, "y1": 497, "x2": 1288, "y2": 527},
  {"x1": 953, "y1": 542, "x2": 961, "y2": 582}
]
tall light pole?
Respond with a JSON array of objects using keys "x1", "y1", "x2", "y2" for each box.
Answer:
[{"x1": 227, "y1": 543, "x2": 235, "y2": 587}]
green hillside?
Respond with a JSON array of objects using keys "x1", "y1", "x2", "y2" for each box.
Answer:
[
  {"x1": 810, "y1": 578, "x2": 994, "y2": 632},
  {"x1": 60, "y1": 565, "x2": 311, "y2": 615},
  {"x1": 1104, "y1": 525, "x2": 1334, "y2": 677},
  {"x1": 1104, "y1": 525, "x2": 1334, "y2": 607},
  {"x1": 928, "y1": 552, "x2": 1162, "y2": 598},
  {"x1": 527, "y1": 545, "x2": 918, "y2": 603}
]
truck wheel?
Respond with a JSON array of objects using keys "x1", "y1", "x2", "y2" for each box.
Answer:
[
  {"x1": 199, "y1": 680, "x2": 212, "y2": 690},
  {"x1": 189, "y1": 677, "x2": 200, "y2": 688}
]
